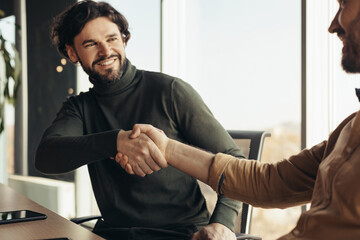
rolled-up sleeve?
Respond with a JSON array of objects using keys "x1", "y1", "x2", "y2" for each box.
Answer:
[
  {"x1": 209, "y1": 153, "x2": 231, "y2": 193},
  {"x1": 208, "y1": 149, "x2": 320, "y2": 209}
]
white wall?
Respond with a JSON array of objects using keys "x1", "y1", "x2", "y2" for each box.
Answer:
[{"x1": 306, "y1": 0, "x2": 360, "y2": 148}]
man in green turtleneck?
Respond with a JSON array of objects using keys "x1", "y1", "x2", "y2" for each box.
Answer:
[{"x1": 35, "y1": 1, "x2": 244, "y2": 240}]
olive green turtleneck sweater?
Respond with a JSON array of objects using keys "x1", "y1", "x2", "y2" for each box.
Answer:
[{"x1": 35, "y1": 60, "x2": 244, "y2": 231}]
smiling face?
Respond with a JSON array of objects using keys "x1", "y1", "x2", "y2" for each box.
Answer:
[
  {"x1": 329, "y1": 0, "x2": 360, "y2": 73},
  {"x1": 66, "y1": 17, "x2": 127, "y2": 85}
]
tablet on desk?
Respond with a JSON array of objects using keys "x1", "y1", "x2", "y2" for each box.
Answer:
[{"x1": 0, "y1": 210, "x2": 47, "y2": 224}]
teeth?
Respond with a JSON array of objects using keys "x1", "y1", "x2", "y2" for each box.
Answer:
[{"x1": 99, "y1": 59, "x2": 115, "y2": 66}]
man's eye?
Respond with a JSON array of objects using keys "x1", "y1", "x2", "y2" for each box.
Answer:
[
  {"x1": 109, "y1": 37, "x2": 118, "y2": 42},
  {"x1": 84, "y1": 43, "x2": 96, "y2": 48}
]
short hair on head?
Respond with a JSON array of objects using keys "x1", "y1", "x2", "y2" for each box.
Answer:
[{"x1": 50, "y1": 0, "x2": 131, "y2": 58}]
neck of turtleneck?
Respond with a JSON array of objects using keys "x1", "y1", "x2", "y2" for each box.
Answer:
[{"x1": 91, "y1": 59, "x2": 137, "y2": 96}]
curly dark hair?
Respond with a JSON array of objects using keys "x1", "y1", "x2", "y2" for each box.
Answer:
[{"x1": 50, "y1": 0, "x2": 131, "y2": 58}]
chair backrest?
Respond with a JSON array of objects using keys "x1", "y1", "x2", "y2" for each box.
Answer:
[{"x1": 227, "y1": 130, "x2": 271, "y2": 234}]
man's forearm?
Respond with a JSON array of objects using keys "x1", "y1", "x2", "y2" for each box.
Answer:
[
  {"x1": 35, "y1": 130, "x2": 119, "y2": 174},
  {"x1": 166, "y1": 139, "x2": 215, "y2": 184}
]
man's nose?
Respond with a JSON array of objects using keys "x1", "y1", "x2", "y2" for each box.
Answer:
[
  {"x1": 98, "y1": 42, "x2": 111, "y2": 56},
  {"x1": 328, "y1": 10, "x2": 340, "y2": 34}
]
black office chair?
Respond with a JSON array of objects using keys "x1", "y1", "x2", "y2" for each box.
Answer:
[
  {"x1": 227, "y1": 130, "x2": 270, "y2": 240},
  {"x1": 71, "y1": 130, "x2": 271, "y2": 240}
]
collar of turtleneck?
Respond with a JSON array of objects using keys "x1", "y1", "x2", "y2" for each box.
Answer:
[{"x1": 91, "y1": 59, "x2": 138, "y2": 96}]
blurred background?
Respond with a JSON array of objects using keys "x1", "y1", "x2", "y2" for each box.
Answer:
[{"x1": 1, "y1": 0, "x2": 359, "y2": 239}]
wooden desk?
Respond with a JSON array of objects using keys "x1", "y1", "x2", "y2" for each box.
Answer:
[{"x1": 0, "y1": 183, "x2": 104, "y2": 240}]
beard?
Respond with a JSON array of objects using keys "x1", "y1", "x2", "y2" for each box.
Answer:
[
  {"x1": 78, "y1": 54, "x2": 127, "y2": 86},
  {"x1": 341, "y1": 14, "x2": 360, "y2": 73}
]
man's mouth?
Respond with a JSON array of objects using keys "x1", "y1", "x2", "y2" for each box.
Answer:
[
  {"x1": 97, "y1": 58, "x2": 116, "y2": 66},
  {"x1": 93, "y1": 54, "x2": 121, "y2": 67},
  {"x1": 338, "y1": 34, "x2": 346, "y2": 42}
]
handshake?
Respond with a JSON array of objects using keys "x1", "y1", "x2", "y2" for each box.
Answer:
[
  {"x1": 115, "y1": 124, "x2": 214, "y2": 183},
  {"x1": 115, "y1": 124, "x2": 171, "y2": 177}
]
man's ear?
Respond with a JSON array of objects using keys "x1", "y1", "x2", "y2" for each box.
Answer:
[
  {"x1": 121, "y1": 36, "x2": 126, "y2": 47},
  {"x1": 65, "y1": 45, "x2": 78, "y2": 63}
]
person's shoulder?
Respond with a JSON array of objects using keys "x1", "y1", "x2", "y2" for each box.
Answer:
[
  {"x1": 328, "y1": 111, "x2": 358, "y2": 140},
  {"x1": 64, "y1": 89, "x2": 94, "y2": 105},
  {"x1": 339, "y1": 111, "x2": 358, "y2": 126},
  {"x1": 140, "y1": 69, "x2": 193, "y2": 89},
  {"x1": 140, "y1": 69, "x2": 178, "y2": 82}
]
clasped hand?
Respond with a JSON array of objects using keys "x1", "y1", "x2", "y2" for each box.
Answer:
[{"x1": 115, "y1": 124, "x2": 168, "y2": 177}]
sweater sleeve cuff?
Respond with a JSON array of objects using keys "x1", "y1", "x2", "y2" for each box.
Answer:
[
  {"x1": 209, "y1": 195, "x2": 239, "y2": 231},
  {"x1": 95, "y1": 129, "x2": 120, "y2": 157},
  {"x1": 209, "y1": 153, "x2": 232, "y2": 194}
]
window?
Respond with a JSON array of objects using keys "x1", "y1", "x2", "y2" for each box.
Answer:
[
  {"x1": 104, "y1": 0, "x2": 161, "y2": 72},
  {"x1": 162, "y1": 0, "x2": 302, "y2": 238}
]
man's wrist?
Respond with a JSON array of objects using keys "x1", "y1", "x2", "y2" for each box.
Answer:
[
  {"x1": 165, "y1": 139, "x2": 176, "y2": 164},
  {"x1": 116, "y1": 130, "x2": 123, "y2": 150}
]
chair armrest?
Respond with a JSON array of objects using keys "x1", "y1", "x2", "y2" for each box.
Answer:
[{"x1": 236, "y1": 233, "x2": 262, "y2": 240}]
